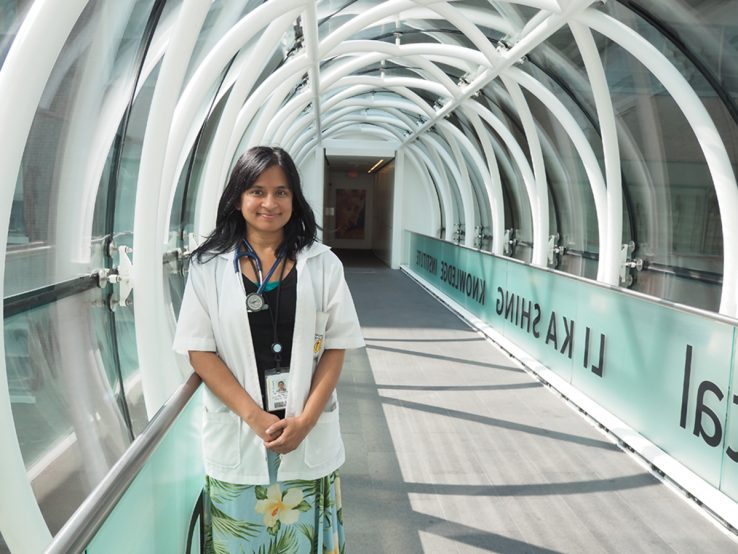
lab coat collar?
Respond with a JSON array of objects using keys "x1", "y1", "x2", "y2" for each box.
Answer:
[{"x1": 216, "y1": 241, "x2": 330, "y2": 262}]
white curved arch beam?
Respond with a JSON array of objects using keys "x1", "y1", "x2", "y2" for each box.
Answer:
[
  {"x1": 569, "y1": 21, "x2": 621, "y2": 285},
  {"x1": 267, "y1": 40, "x2": 466, "y2": 143},
  {"x1": 509, "y1": 34, "x2": 655, "y2": 261},
  {"x1": 165, "y1": 44, "x2": 261, "y2": 233},
  {"x1": 441, "y1": 122, "x2": 488, "y2": 244},
  {"x1": 160, "y1": 0, "x2": 309, "y2": 238},
  {"x1": 500, "y1": 74, "x2": 550, "y2": 266},
  {"x1": 280, "y1": 66, "x2": 449, "y2": 150},
  {"x1": 462, "y1": 101, "x2": 540, "y2": 244},
  {"x1": 282, "y1": 78, "x2": 435, "y2": 154},
  {"x1": 279, "y1": 78, "x2": 435, "y2": 150},
  {"x1": 270, "y1": 84, "x2": 375, "y2": 145},
  {"x1": 294, "y1": 119, "x2": 404, "y2": 163},
  {"x1": 244, "y1": 69, "x2": 307, "y2": 150},
  {"x1": 196, "y1": 11, "x2": 301, "y2": 237},
  {"x1": 359, "y1": 5, "x2": 517, "y2": 41},
  {"x1": 415, "y1": 137, "x2": 458, "y2": 240},
  {"x1": 284, "y1": 75, "x2": 519, "y2": 255},
  {"x1": 258, "y1": 40, "x2": 463, "y2": 149},
  {"x1": 422, "y1": 131, "x2": 478, "y2": 244},
  {"x1": 0, "y1": 1, "x2": 87, "y2": 550},
  {"x1": 281, "y1": 39, "x2": 603, "y2": 265},
  {"x1": 282, "y1": 78, "x2": 499, "y2": 246},
  {"x1": 402, "y1": 0, "x2": 599, "y2": 144},
  {"x1": 228, "y1": 51, "x2": 392, "y2": 177},
  {"x1": 303, "y1": 2, "x2": 322, "y2": 140},
  {"x1": 459, "y1": 107, "x2": 506, "y2": 255},
  {"x1": 506, "y1": 66, "x2": 607, "y2": 273},
  {"x1": 437, "y1": 118, "x2": 505, "y2": 252},
  {"x1": 133, "y1": 1, "x2": 212, "y2": 416},
  {"x1": 312, "y1": 105, "x2": 417, "y2": 138},
  {"x1": 293, "y1": 115, "x2": 454, "y2": 243},
  {"x1": 314, "y1": 59, "x2": 508, "y2": 255},
  {"x1": 291, "y1": 112, "x2": 409, "y2": 157}
]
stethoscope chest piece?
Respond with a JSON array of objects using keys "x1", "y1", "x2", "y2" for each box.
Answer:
[{"x1": 246, "y1": 292, "x2": 268, "y2": 312}]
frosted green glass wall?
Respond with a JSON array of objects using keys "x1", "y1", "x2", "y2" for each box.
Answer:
[
  {"x1": 409, "y1": 232, "x2": 738, "y2": 501},
  {"x1": 85, "y1": 390, "x2": 204, "y2": 553}
]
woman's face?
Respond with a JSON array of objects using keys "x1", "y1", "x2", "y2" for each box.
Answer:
[{"x1": 238, "y1": 165, "x2": 293, "y2": 237}]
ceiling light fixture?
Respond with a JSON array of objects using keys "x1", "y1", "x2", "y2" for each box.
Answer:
[{"x1": 368, "y1": 159, "x2": 384, "y2": 173}]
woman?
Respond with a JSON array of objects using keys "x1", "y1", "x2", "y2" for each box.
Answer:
[{"x1": 173, "y1": 146, "x2": 364, "y2": 553}]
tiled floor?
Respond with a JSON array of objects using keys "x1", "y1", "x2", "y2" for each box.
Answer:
[{"x1": 335, "y1": 251, "x2": 738, "y2": 553}]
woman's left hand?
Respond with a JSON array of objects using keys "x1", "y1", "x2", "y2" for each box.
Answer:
[{"x1": 263, "y1": 416, "x2": 313, "y2": 454}]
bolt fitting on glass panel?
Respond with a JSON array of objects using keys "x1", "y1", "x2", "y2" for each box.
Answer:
[
  {"x1": 619, "y1": 241, "x2": 643, "y2": 288},
  {"x1": 503, "y1": 228, "x2": 517, "y2": 256},
  {"x1": 453, "y1": 223, "x2": 466, "y2": 245}
]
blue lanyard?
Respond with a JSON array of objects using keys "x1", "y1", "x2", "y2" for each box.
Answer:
[{"x1": 233, "y1": 239, "x2": 285, "y2": 295}]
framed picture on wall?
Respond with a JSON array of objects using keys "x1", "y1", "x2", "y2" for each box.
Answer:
[{"x1": 335, "y1": 188, "x2": 366, "y2": 240}]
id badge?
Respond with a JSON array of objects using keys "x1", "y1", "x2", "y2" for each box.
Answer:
[{"x1": 264, "y1": 369, "x2": 289, "y2": 412}]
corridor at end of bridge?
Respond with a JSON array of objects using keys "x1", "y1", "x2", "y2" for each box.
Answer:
[{"x1": 334, "y1": 251, "x2": 738, "y2": 554}]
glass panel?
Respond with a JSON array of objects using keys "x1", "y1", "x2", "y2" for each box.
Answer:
[
  {"x1": 4, "y1": 0, "x2": 156, "y2": 297},
  {"x1": 91, "y1": 2, "x2": 186, "y2": 436},
  {"x1": 479, "y1": 84, "x2": 533, "y2": 263},
  {"x1": 519, "y1": 64, "x2": 601, "y2": 279},
  {"x1": 183, "y1": 0, "x2": 262, "y2": 84},
  {"x1": 2, "y1": 0, "x2": 172, "y2": 535},
  {"x1": 6, "y1": 289, "x2": 131, "y2": 534},
  {"x1": 629, "y1": 0, "x2": 738, "y2": 97},
  {"x1": 525, "y1": 25, "x2": 624, "y2": 281},
  {"x1": 455, "y1": 117, "x2": 493, "y2": 246},
  {"x1": 597, "y1": 3, "x2": 728, "y2": 311},
  {"x1": 86, "y1": 389, "x2": 204, "y2": 553},
  {"x1": 172, "y1": 82, "x2": 233, "y2": 251}
]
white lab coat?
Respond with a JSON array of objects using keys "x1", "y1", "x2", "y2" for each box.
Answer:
[{"x1": 173, "y1": 242, "x2": 364, "y2": 484}]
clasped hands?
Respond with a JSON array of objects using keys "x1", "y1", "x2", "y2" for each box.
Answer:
[{"x1": 248, "y1": 409, "x2": 313, "y2": 455}]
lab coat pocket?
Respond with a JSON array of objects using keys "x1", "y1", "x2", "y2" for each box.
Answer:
[
  {"x1": 202, "y1": 409, "x2": 241, "y2": 469},
  {"x1": 304, "y1": 408, "x2": 343, "y2": 468},
  {"x1": 313, "y1": 311, "x2": 328, "y2": 363}
]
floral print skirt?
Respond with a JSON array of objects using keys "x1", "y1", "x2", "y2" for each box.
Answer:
[{"x1": 204, "y1": 451, "x2": 345, "y2": 554}]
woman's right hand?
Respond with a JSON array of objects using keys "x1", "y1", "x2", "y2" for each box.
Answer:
[{"x1": 246, "y1": 409, "x2": 283, "y2": 442}]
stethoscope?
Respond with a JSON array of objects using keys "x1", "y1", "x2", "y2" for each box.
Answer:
[{"x1": 233, "y1": 239, "x2": 286, "y2": 313}]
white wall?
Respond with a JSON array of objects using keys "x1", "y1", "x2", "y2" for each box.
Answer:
[
  {"x1": 372, "y1": 161, "x2": 394, "y2": 265},
  {"x1": 394, "y1": 146, "x2": 438, "y2": 265}
]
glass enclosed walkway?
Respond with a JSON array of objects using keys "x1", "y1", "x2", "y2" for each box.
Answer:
[
  {"x1": 337, "y1": 251, "x2": 738, "y2": 553},
  {"x1": 3, "y1": 1, "x2": 738, "y2": 551}
]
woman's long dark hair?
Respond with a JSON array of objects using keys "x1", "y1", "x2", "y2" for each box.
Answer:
[{"x1": 191, "y1": 146, "x2": 317, "y2": 263}]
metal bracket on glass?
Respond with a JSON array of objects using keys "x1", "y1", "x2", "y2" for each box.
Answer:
[
  {"x1": 619, "y1": 241, "x2": 643, "y2": 287},
  {"x1": 173, "y1": 232, "x2": 200, "y2": 275},
  {"x1": 97, "y1": 245, "x2": 133, "y2": 308},
  {"x1": 162, "y1": 248, "x2": 182, "y2": 274},
  {"x1": 548, "y1": 233, "x2": 565, "y2": 268},
  {"x1": 503, "y1": 228, "x2": 517, "y2": 256},
  {"x1": 453, "y1": 223, "x2": 465, "y2": 245},
  {"x1": 474, "y1": 225, "x2": 492, "y2": 250},
  {"x1": 187, "y1": 232, "x2": 199, "y2": 256}
]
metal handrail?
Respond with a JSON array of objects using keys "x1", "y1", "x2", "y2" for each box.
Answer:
[{"x1": 45, "y1": 372, "x2": 202, "y2": 554}]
